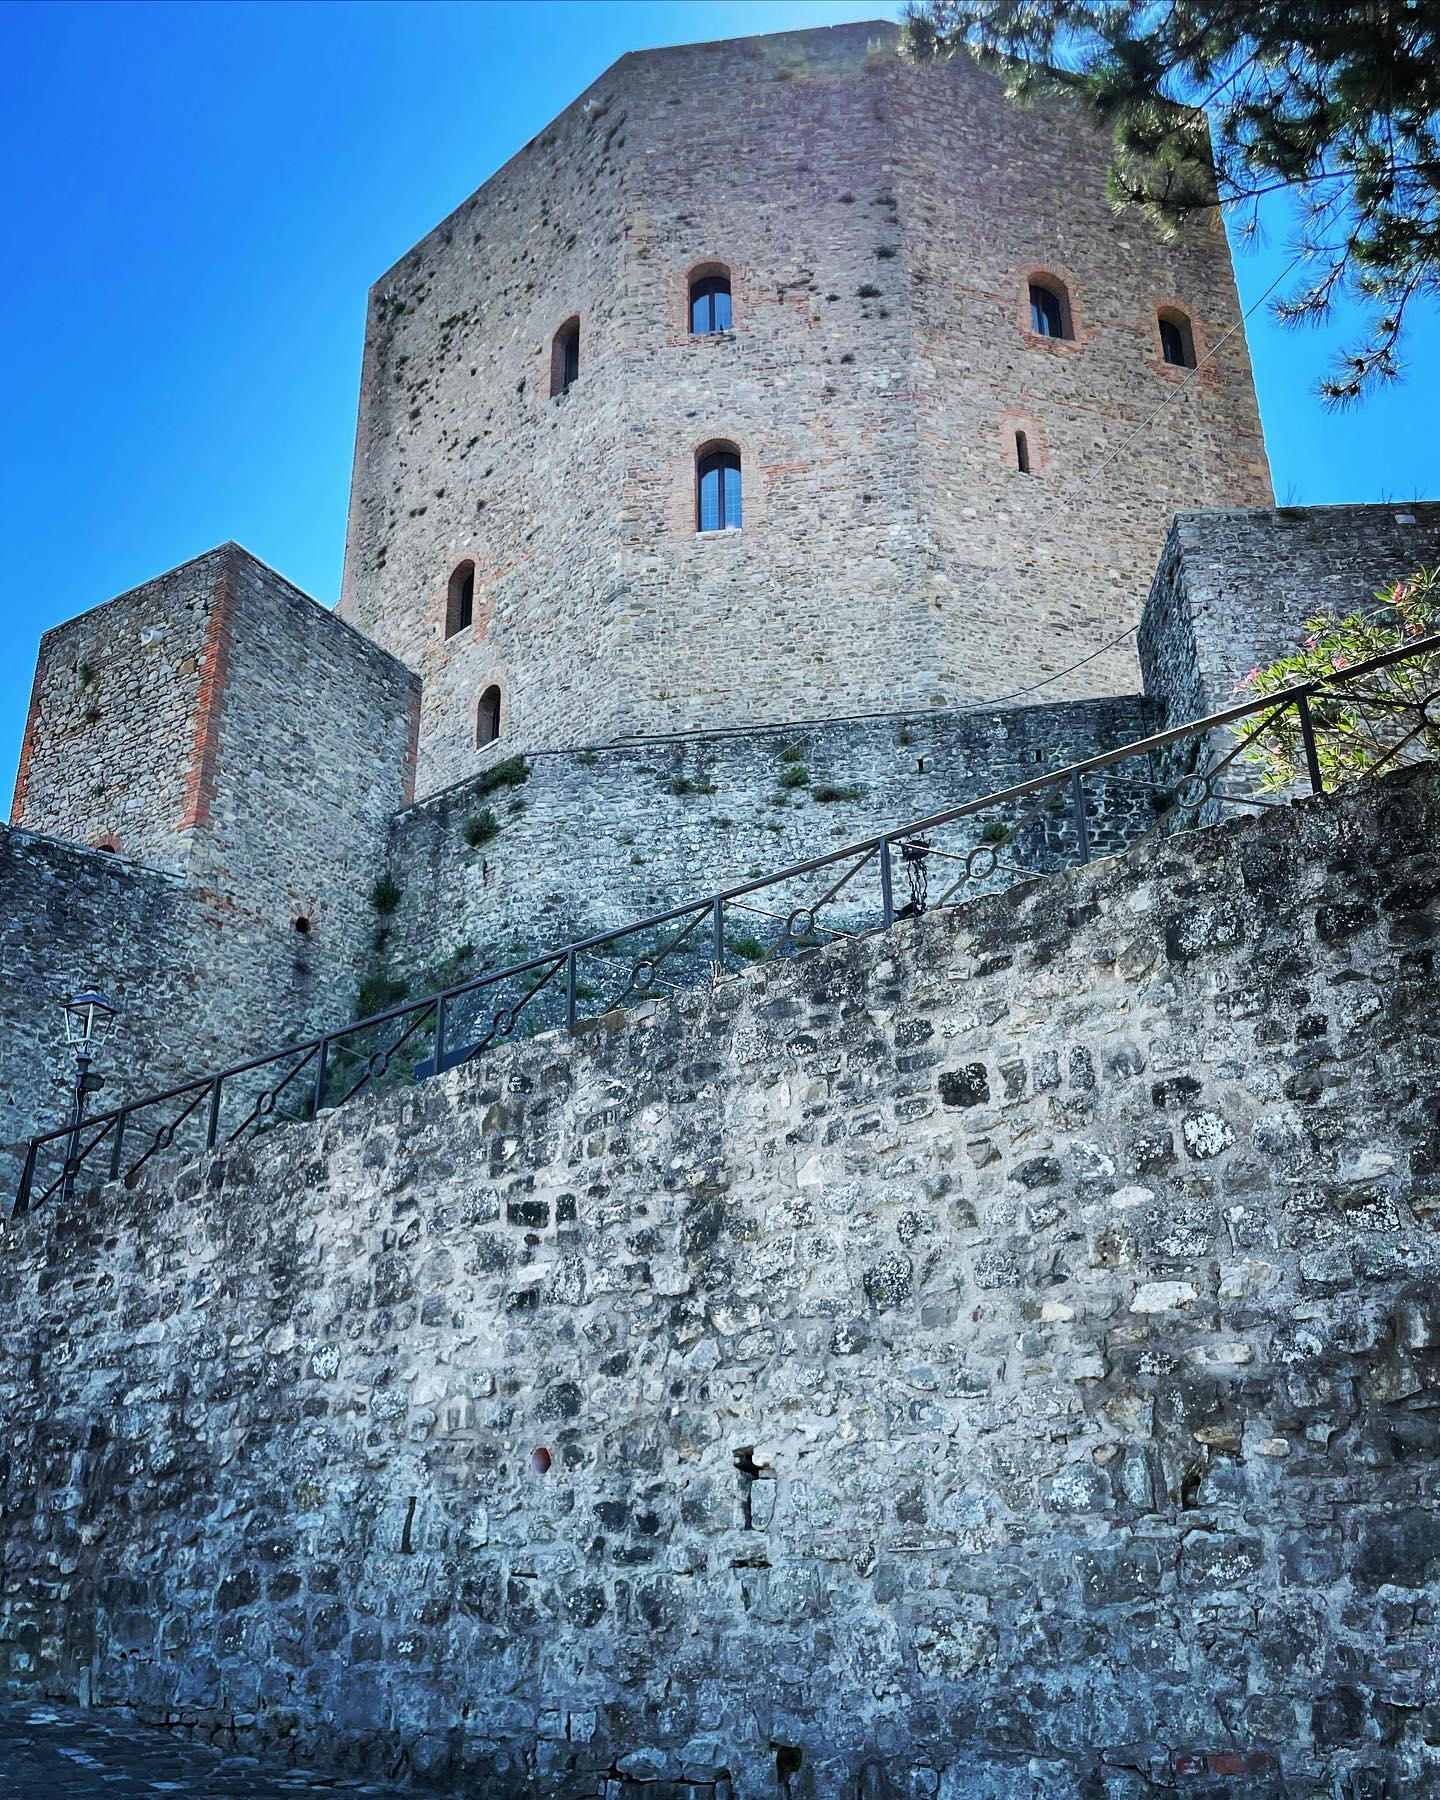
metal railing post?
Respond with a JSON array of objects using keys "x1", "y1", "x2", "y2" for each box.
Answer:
[
  {"x1": 108, "y1": 1111, "x2": 127, "y2": 1182},
  {"x1": 312, "y1": 1037, "x2": 329, "y2": 1116},
  {"x1": 13, "y1": 1142, "x2": 36, "y2": 1218},
  {"x1": 1296, "y1": 692, "x2": 1325, "y2": 794},
  {"x1": 1070, "y1": 768, "x2": 1092, "y2": 864},
  {"x1": 879, "y1": 838, "x2": 895, "y2": 929},
  {"x1": 711, "y1": 895, "x2": 725, "y2": 970},
  {"x1": 433, "y1": 995, "x2": 448, "y2": 1075},
  {"x1": 565, "y1": 951, "x2": 577, "y2": 1032},
  {"x1": 205, "y1": 1078, "x2": 223, "y2": 1151}
]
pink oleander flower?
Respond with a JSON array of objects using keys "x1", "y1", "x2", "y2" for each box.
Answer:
[{"x1": 1332, "y1": 653, "x2": 1349, "y2": 669}]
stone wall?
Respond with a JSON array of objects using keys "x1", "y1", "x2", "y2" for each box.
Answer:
[
  {"x1": 337, "y1": 20, "x2": 1270, "y2": 797},
  {"x1": 0, "y1": 830, "x2": 211, "y2": 1194},
  {"x1": 373, "y1": 694, "x2": 1157, "y2": 1005},
  {"x1": 3, "y1": 763, "x2": 1438, "y2": 1795},
  {"x1": 1139, "y1": 502, "x2": 1440, "y2": 726}
]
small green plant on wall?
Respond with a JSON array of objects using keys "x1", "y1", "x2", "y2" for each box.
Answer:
[
  {"x1": 371, "y1": 873, "x2": 403, "y2": 915},
  {"x1": 464, "y1": 809, "x2": 499, "y2": 847},
  {"x1": 1232, "y1": 569, "x2": 1440, "y2": 792}
]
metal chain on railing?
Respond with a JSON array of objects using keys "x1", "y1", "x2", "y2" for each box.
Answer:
[{"x1": 13, "y1": 631, "x2": 1440, "y2": 1218}]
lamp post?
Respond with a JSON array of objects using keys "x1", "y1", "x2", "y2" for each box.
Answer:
[{"x1": 59, "y1": 990, "x2": 117, "y2": 1201}]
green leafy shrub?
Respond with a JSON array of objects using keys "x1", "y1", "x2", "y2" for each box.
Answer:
[
  {"x1": 858, "y1": 282, "x2": 882, "y2": 299},
  {"x1": 464, "y1": 809, "x2": 499, "y2": 847},
  {"x1": 979, "y1": 819, "x2": 1008, "y2": 844},
  {"x1": 731, "y1": 934, "x2": 766, "y2": 961},
  {"x1": 812, "y1": 783, "x2": 864, "y2": 803},
  {"x1": 472, "y1": 755, "x2": 530, "y2": 798},
  {"x1": 1232, "y1": 570, "x2": 1440, "y2": 791},
  {"x1": 371, "y1": 873, "x2": 403, "y2": 915},
  {"x1": 779, "y1": 764, "x2": 810, "y2": 790},
  {"x1": 780, "y1": 743, "x2": 804, "y2": 762}
]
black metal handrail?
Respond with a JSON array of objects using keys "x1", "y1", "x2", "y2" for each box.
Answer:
[{"x1": 13, "y1": 632, "x2": 1439, "y2": 1216}]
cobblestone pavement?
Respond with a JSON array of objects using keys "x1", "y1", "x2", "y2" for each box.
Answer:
[{"x1": 0, "y1": 1700, "x2": 414, "y2": 1797}]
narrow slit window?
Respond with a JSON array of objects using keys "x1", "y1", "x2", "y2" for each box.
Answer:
[
  {"x1": 697, "y1": 449, "x2": 742, "y2": 532},
  {"x1": 477, "y1": 685, "x2": 502, "y2": 748},
  {"x1": 1015, "y1": 431, "x2": 1031, "y2": 474},
  {"x1": 1029, "y1": 282, "x2": 1067, "y2": 339},
  {"x1": 690, "y1": 273, "x2": 732, "y2": 334},
  {"x1": 445, "y1": 562, "x2": 476, "y2": 638},
  {"x1": 1159, "y1": 313, "x2": 1195, "y2": 368},
  {"x1": 551, "y1": 318, "x2": 580, "y2": 396}
]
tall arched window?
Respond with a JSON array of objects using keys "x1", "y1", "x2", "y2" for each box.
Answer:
[
  {"x1": 1158, "y1": 309, "x2": 1196, "y2": 368},
  {"x1": 697, "y1": 446, "x2": 742, "y2": 532},
  {"x1": 690, "y1": 272, "x2": 732, "y2": 334},
  {"x1": 551, "y1": 318, "x2": 580, "y2": 397},
  {"x1": 477, "y1": 685, "x2": 502, "y2": 748},
  {"x1": 445, "y1": 561, "x2": 475, "y2": 637},
  {"x1": 1029, "y1": 281, "x2": 1069, "y2": 339}
]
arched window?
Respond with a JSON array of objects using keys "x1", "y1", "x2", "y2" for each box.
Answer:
[
  {"x1": 477, "y1": 684, "x2": 502, "y2": 748},
  {"x1": 690, "y1": 273, "x2": 732, "y2": 334},
  {"x1": 551, "y1": 318, "x2": 580, "y2": 397},
  {"x1": 1158, "y1": 310, "x2": 1196, "y2": 368},
  {"x1": 445, "y1": 561, "x2": 475, "y2": 638},
  {"x1": 696, "y1": 446, "x2": 742, "y2": 532},
  {"x1": 1029, "y1": 281, "x2": 1070, "y2": 339}
]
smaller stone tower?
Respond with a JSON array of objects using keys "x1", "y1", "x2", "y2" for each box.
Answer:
[{"x1": 4, "y1": 546, "x2": 420, "y2": 1179}]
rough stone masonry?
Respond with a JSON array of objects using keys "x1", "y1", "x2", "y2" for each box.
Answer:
[{"x1": 3, "y1": 763, "x2": 1438, "y2": 1797}]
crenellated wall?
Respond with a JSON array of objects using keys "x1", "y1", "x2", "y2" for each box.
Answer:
[{"x1": 3, "y1": 764, "x2": 1437, "y2": 1796}]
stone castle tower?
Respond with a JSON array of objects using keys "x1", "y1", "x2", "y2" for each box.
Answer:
[
  {"x1": 336, "y1": 20, "x2": 1271, "y2": 797},
  {"x1": 20, "y1": 16, "x2": 1438, "y2": 1192}
]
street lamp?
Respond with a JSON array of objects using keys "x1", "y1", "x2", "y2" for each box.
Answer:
[{"x1": 59, "y1": 990, "x2": 117, "y2": 1201}]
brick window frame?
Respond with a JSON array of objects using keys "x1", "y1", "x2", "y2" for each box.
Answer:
[
  {"x1": 475, "y1": 680, "x2": 506, "y2": 749},
  {"x1": 688, "y1": 435, "x2": 752, "y2": 537},
  {"x1": 548, "y1": 315, "x2": 581, "y2": 399},
  {"x1": 662, "y1": 433, "x2": 765, "y2": 537},
  {"x1": 445, "y1": 560, "x2": 476, "y2": 638},
  {"x1": 1015, "y1": 264, "x2": 1087, "y2": 354},
  {"x1": 998, "y1": 411, "x2": 1049, "y2": 475},
  {"x1": 434, "y1": 552, "x2": 494, "y2": 644},
  {"x1": 1148, "y1": 300, "x2": 1211, "y2": 383},
  {"x1": 669, "y1": 260, "x2": 746, "y2": 344}
]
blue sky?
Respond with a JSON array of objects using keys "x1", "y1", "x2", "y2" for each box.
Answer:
[{"x1": 2, "y1": 0, "x2": 1437, "y2": 798}]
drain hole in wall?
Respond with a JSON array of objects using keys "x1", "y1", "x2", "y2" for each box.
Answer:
[
  {"x1": 400, "y1": 1494, "x2": 417, "y2": 1554},
  {"x1": 294, "y1": 915, "x2": 313, "y2": 935},
  {"x1": 733, "y1": 1446, "x2": 760, "y2": 1478},
  {"x1": 530, "y1": 1446, "x2": 552, "y2": 1475},
  {"x1": 775, "y1": 1744, "x2": 803, "y2": 1787}
]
